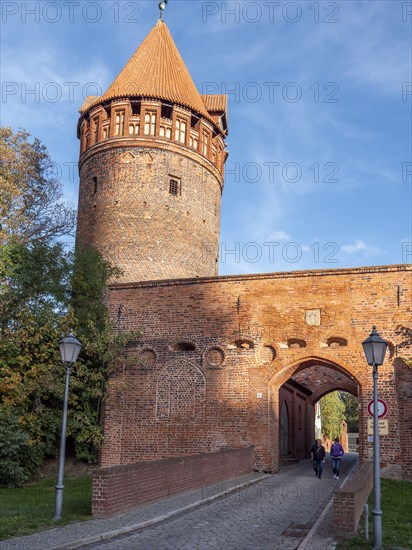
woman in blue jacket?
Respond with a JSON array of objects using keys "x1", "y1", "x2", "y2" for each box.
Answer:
[{"x1": 330, "y1": 437, "x2": 344, "y2": 479}]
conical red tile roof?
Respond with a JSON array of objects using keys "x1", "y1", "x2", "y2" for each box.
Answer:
[{"x1": 89, "y1": 20, "x2": 210, "y2": 119}]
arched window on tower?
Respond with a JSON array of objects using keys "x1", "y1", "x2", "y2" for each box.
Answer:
[
  {"x1": 190, "y1": 133, "x2": 198, "y2": 149},
  {"x1": 92, "y1": 117, "x2": 99, "y2": 144},
  {"x1": 144, "y1": 112, "x2": 156, "y2": 136},
  {"x1": 160, "y1": 125, "x2": 171, "y2": 138},
  {"x1": 115, "y1": 111, "x2": 125, "y2": 136},
  {"x1": 175, "y1": 119, "x2": 186, "y2": 144},
  {"x1": 129, "y1": 123, "x2": 139, "y2": 135},
  {"x1": 202, "y1": 131, "x2": 209, "y2": 156}
]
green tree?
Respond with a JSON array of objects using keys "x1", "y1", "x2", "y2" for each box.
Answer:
[
  {"x1": 0, "y1": 242, "x2": 136, "y2": 474},
  {"x1": 0, "y1": 409, "x2": 43, "y2": 487},
  {"x1": 0, "y1": 304, "x2": 72, "y2": 480},
  {"x1": 319, "y1": 391, "x2": 346, "y2": 439},
  {"x1": 0, "y1": 239, "x2": 71, "y2": 330},
  {"x1": 0, "y1": 127, "x2": 76, "y2": 245},
  {"x1": 67, "y1": 245, "x2": 135, "y2": 463},
  {"x1": 71, "y1": 246, "x2": 122, "y2": 336},
  {"x1": 0, "y1": 127, "x2": 137, "y2": 481},
  {"x1": 339, "y1": 391, "x2": 359, "y2": 432}
]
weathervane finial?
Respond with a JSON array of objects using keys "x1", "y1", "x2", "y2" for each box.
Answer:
[{"x1": 159, "y1": 0, "x2": 168, "y2": 20}]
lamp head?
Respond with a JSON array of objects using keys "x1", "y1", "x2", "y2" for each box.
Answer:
[
  {"x1": 59, "y1": 332, "x2": 82, "y2": 364},
  {"x1": 362, "y1": 325, "x2": 387, "y2": 367}
]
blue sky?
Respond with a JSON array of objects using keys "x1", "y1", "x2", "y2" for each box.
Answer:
[{"x1": 1, "y1": 0, "x2": 411, "y2": 275}]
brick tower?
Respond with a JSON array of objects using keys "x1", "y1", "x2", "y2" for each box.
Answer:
[{"x1": 76, "y1": 19, "x2": 228, "y2": 282}]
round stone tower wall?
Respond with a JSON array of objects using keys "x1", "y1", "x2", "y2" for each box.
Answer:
[{"x1": 76, "y1": 140, "x2": 222, "y2": 282}]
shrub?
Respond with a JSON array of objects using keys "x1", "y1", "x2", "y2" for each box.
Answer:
[{"x1": 0, "y1": 411, "x2": 43, "y2": 487}]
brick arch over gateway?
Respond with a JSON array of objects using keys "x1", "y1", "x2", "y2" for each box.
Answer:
[
  {"x1": 270, "y1": 356, "x2": 361, "y2": 389},
  {"x1": 291, "y1": 362, "x2": 359, "y2": 405},
  {"x1": 267, "y1": 356, "x2": 361, "y2": 472},
  {"x1": 310, "y1": 380, "x2": 358, "y2": 406}
]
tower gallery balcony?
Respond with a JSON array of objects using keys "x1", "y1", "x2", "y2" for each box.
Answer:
[{"x1": 78, "y1": 98, "x2": 227, "y2": 176}]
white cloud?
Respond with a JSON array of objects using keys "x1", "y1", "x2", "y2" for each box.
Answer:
[
  {"x1": 267, "y1": 230, "x2": 291, "y2": 241},
  {"x1": 341, "y1": 240, "x2": 383, "y2": 256},
  {"x1": 342, "y1": 240, "x2": 367, "y2": 253}
]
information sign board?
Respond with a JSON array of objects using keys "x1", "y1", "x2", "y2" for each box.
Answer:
[{"x1": 367, "y1": 418, "x2": 389, "y2": 435}]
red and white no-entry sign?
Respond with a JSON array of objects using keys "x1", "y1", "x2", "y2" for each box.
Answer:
[{"x1": 368, "y1": 399, "x2": 388, "y2": 418}]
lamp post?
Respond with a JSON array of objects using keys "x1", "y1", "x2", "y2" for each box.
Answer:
[
  {"x1": 53, "y1": 332, "x2": 82, "y2": 521},
  {"x1": 362, "y1": 326, "x2": 387, "y2": 550}
]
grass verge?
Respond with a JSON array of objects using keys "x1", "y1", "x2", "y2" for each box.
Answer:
[
  {"x1": 0, "y1": 475, "x2": 92, "y2": 541},
  {"x1": 337, "y1": 478, "x2": 412, "y2": 549}
]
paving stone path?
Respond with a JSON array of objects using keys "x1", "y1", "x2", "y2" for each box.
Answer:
[{"x1": 79, "y1": 454, "x2": 357, "y2": 550}]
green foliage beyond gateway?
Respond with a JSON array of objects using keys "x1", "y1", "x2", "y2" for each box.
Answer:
[
  {"x1": 0, "y1": 127, "x2": 136, "y2": 487},
  {"x1": 319, "y1": 391, "x2": 349, "y2": 439}
]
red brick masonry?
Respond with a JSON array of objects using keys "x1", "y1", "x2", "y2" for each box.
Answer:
[
  {"x1": 92, "y1": 447, "x2": 253, "y2": 518},
  {"x1": 103, "y1": 265, "x2": 412, "y2": 477},
  {"x1": 333, "y1": 460, "x2": 373, "y2": 537}
]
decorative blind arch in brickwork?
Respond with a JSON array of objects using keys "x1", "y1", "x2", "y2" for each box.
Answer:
[{"x1": 156, "y1": 360, "x2": 205, "y2": 423}]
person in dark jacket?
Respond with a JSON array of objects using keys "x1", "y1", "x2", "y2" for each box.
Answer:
[
  {"x1": 310, "y1": 439, "x2": 326, "y2": 479},
  {"x1": 330, "y1": 437, "x2": 344, "y2": 479}
]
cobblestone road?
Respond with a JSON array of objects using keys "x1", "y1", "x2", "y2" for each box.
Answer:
[{"x1": 80, "y1": 455, "x2": 356, "y2": 550}]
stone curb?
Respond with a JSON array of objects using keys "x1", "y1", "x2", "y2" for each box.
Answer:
[{"x1": 50, "y1": 473, "x2": 269, "y2": 550}]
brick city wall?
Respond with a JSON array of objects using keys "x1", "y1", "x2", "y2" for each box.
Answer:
[
  {"x1": 102, "y1": 265, "x2": 411, "y2": 480},
  {"x1": 333, "y1": 460, "x2": 373, "y2": 537},
  {"x1": 394, "y1": 357, "x2": 412, "y2": 479},
  {"x1": 92, "y1": 448, "x2": 253, "y2": 518},
  {"x1": 76, "y1": 141, "x2": 222, "y2": 282}
]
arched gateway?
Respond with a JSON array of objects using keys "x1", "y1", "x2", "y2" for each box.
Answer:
[{"x1": 267, "y1": 357, "x2": 361, "y2": 473}]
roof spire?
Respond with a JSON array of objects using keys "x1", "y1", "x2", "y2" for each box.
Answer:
[
  {"x1": 158, "y1": 0, "x2": 167, "y2": 20},
  {"x1": 89, "y1": 16, "x2": 212, "y2": 120}
]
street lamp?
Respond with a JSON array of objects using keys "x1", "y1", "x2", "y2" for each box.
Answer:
[
  {"x1": 362, "y1": 326, "x2": 387, "y2": 550},
  {"x1": 53, "y1": 332, "x2": 82, "y2": 521}
]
